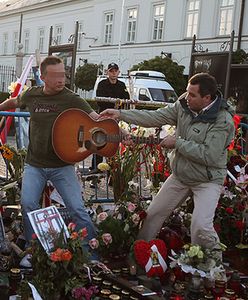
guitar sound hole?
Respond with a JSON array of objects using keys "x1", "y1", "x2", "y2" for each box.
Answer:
[{"x1": 92, "y1": 131, "x2": 107, "y2": 146}]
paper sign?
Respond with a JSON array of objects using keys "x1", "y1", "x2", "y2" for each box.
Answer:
[{"x1": 28, "y1": 206, "x2": 69, "y2": 253}]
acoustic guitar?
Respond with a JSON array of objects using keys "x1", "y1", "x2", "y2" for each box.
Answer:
[
  {"x1": 52, "y1": 109, "x2": 120, "y2": 163},
  {"x1": 52, "y1": 108, "x2": 161, "y2": 164}
]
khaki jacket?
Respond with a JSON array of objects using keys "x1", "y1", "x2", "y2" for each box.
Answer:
[{"x1": 120, "y1": 96, "x2": 235, "y2": 185}]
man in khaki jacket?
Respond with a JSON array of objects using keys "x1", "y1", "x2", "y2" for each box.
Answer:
[{"x1": 99, "y1": 73, "x2": 235, "y2": 252}]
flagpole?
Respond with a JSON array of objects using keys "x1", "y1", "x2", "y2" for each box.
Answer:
[{"x1": 117, "y1": 0, "x2": 125, "y2": 66}]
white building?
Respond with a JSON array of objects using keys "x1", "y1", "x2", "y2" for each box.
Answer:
[{"x1": 0, "y1": 0, "x2": 247, "y2": 75}]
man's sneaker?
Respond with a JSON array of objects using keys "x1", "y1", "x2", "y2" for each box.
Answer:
[{"x1": 19, "y1": 253, "x2": 32, "y2": 268}]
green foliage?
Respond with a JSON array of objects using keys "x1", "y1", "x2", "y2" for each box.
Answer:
[
  {"x1": 0, "y1": 145, "x2": 26, "y2": 205},
  {"x1": 232, "y1": 49, "x2": 248, "y2": 64},
  {"x1": 74, "y1": 63, "x2": 99, "y2": 91},
  {"x1": 130, "y1": 56, "x2": 187, "y2": 95},
  {"x1": 0, "y1": 92, "x2": 9, "y2": 102},
  {"x1": 30, "y1": 227, "x2": 90, "y2": 299}
]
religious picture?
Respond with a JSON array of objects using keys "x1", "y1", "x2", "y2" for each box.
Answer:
[{"x1": 28, "y1": 206, "x2": 69, "y2": 253}]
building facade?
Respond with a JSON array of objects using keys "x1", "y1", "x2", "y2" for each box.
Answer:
[{"x1": 0, "y1": 0, "x2": 247, "y2": 75}]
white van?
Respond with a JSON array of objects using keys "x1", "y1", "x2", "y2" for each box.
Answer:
[{"x1": 92, "y1": 70, "x2": 178, "y2": 103}]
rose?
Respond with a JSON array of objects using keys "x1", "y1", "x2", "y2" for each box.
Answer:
[
  {"x1": 139, "y1": 210, "x2": 147, "y2": 220},
  {"x1": 127, "y1": 202, "x2": 136, "y2": 212},
  {"x1": 79, "y1": 227, "x2": 88, "y2": 239},
  {"x1": 68, "y1": 222, "x2": 76, "y2": 232},
  {"x1": 89, "y1": 238, "x2": 99, "y2": 249},
  {"x1": 61, "y1": 249, "x2": 73, "y2": 261},
  {"x1": 97, "y1": 212, "x2": 108, "y2": 223},
  {"x1": 70, "y1": 232, "x2": 79, "y2": 240},
  {"x1": 102, "y1": 233, "x2": 112, "y2": 245},
  {"x1": 225, "y1": 207, "x2": 234, "y2": 214},
  {"x1": 235, "y1": 220, "x2": 245, "y2": 231},
  {"x1": 50, "y1": 248, "x2": 64, "y2": 262}
]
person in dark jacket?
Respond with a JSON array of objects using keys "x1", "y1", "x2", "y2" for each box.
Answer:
[
  {"x1": 96, "y1": 62, "x2": 130, "y2": 111},
  {"x1": 90, "y1": 63, "x2": 130, "y2": 173}
]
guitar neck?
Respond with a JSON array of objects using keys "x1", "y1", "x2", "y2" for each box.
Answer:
[{"x1": 106, "y1": 134, "x2": 161, "y2": 145}]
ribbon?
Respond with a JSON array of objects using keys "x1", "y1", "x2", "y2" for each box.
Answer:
[
  {"x1": 0, "y1": 55, "x2": 34, "y2": 144},
  {"x1": 145, "y1": 244, "x2": 167, "y2": 273}
]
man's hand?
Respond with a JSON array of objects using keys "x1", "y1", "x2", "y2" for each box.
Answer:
[
  {"x1": 160, "y1": 135, "x2": 176, "y2": 149},
  {"x1": 98, "y1": 109, "x2": 120, "y2": 120}
]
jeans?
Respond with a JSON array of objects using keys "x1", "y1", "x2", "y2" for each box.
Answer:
[{"x1": 21, "y1": 163, "x2": 97, "y2": 247}]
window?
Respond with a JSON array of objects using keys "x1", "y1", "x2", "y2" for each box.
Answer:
[
  {"x1": 78, "y1": 21, "x2": 84, "y2": 50},
  {"x1": 3, "y1": 33, "x2": 8, "y2": 54},
  {"x1": 38, "y1": 27, "x2": 45, "y2": 53},
  {"x1": 219, "y1": 0, "x2": 234, "y2": 35},
  {"x1": 54, "y1": 25, "x2": 63, "y2": 45},
  {"x1": 104, "y1": 12, "x2": 114, "y2": 44},
  {"x1": 126, "y1": 8, "x2": 137, "y2": 42},
  {"x1": 152, "y1": 3, "x2": 165, "y2": 41},
  {"x1": 24, "y1": 30, "x2": 30, "y2": 53},
  {"x1": 13, "y1": 31, "x2": 18, "y2": 54},
  {"x1": 185, "y1": 0, "x2": 200, "y2": 38}
]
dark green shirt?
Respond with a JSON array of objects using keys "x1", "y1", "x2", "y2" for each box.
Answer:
[{"x1": 18, "y1": 86, "x2": 93, "y2": 167}]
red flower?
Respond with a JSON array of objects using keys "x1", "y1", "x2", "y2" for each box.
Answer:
[
  {"x1": 79, "y1": 227, "x2": 88, "y2": 239},
  {"x1": 32, "y1": 233, "x2": 37, "y2": 239},
  {"x1": 70, "y1": 232, "x2": 79, "y2": 240},
  {"x1": 50, "y1": 248, "x2": 64, "y2": 262},
  {"x1": 214, "y1": 223, "x2": 221, "y2": 233},
  {"x1": 235, "y1": 220, "x2": 245, "y2": 231},
  {"x1": 225, "y1": 207, "x2": 234, "y2": 214},
  {"x1": 138, "y1": 210, "x2": 147, "y2": 220},
  {"x1": 61, "y1": 249, "x2": 73, "y2": 261},
  {"x1": 233, "y1": 114, "x2": 241, "y2": 129},
  {"x1": 236, "y1": 203, "x2": 245, "y2": 211}
]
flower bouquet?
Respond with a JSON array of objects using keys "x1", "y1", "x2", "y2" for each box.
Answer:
[
  {"x1": 214, "y1": 152, "x2": 248, "y2": 247},
  {"x1": 89, "y1": 202, "x2": 147, "y2": 259},
  {"x1": 26, "y1": 223, "x2": 98, "y2": 300},
  {"x1": 0, "y1": 145, "x2": 26, "y2": 205},
  {"x1": 169, "y1": 243, "x2": 226, "y2": 280}
]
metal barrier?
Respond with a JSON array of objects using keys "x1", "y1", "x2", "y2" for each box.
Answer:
[
  {"x1": 0, "y1": 111, "x2": 116, "y2": 203},
  {"x1": 0, "y1": 65, "x2": 15, "y2": 92}
]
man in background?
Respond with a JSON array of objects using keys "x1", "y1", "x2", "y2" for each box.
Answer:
[{"x1": 90, "y1": 62, "x2": 130, "y2": 173}]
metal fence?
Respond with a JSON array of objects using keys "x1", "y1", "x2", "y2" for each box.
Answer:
[{"x1": 0, "y1": 65, "x2": 16, "y2": 92}]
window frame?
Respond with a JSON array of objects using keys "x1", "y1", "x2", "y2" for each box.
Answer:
[
  {"x1": 103, "y1": 11, "x2": 114, "y2": 44},
  {"x1": 151, "y1": 3, "x2": 165, "y2": 41},
  {"x1": 126, "y1": 7, "x2": 138, "y2": 43},
  {"x1": 54, "y1": 24, "x2": 63, "y2": 45},
  {"x1": 13, "y1": 31, "x2": 18, "y2": 54},
  {"x1": 185, "y1": 0, "x2": 200, "y2": 38},
  {"x1": 37, "y1": 27, "x2": 45, "y2": 53},
  {"x1": 218, "y1": 0, "x2": 234, "y2": 36},
  {"x1": 23, "y1": 29, "x2": 30, "y2": 54},
  {"x1": 3, "y1": 32, "x2": 8, "y2": 55}
]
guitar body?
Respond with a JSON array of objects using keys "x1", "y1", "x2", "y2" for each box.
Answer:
[{"x1": 52, "y1": 109, "x2": 120, "y2": 163}]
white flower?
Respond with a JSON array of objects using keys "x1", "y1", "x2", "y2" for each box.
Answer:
[
  {"x1": 128, "y1": 181, "x2": 139, "y2": 189},
  {"x1": 97, "y1": 212, "x2": 108, "y2": 223}
]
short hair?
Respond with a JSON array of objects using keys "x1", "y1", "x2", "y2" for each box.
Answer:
[
  {"x1": 40, "y1": 55, "x2": 63, "y2": 75},
  {"x1": 188, "y1": 73, "x2": 217, "y2": 100}
]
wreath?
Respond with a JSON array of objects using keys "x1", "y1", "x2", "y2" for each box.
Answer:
[{"x1": 134, "y1": 239, "x2": 167, "y2": 277}]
